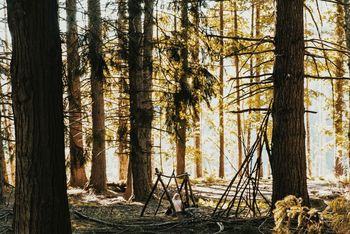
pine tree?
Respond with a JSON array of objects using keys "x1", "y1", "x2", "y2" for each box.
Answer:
[
  {"x1": 88, "y1": 0, "x2": 107, "y2": 193},
  {"x1": 128, "y1": 0, "x2": 153, "y2": 201},
  {"x1": 66, "y1": 0, "x2": 88, "y2": 188},
  {"x1": 7, "y1": 0, "x2": 72, "y2": 231},
  {"x1": 270, "y1": 0, "x2": 309, "y2": 206},
  {"x1": 176, "y1": 0, "x2": 189, "y2": 176}
]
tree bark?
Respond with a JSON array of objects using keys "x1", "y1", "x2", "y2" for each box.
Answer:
[
  {"x1": 270, "y1": 0, "x2": 309, "y2": 206},
  {"x1": 219, "y1": 0, "x2": 225, "y2": 178},
  {"x1": 117, "y1": 0, "x2": 129, "y2": 182},
  {"x1": 66, "y1": 0, "x2": 88, "y2": 188},
  {"x1": 334, "y1": 3, "x2": 345, "y2": 177},
  {"x1": 7, "y1": 0, "x2": 72, "y2": 232},
  {"x1": 144, "y1": 0, "x2": 154, "y2": 184},
  {"x1": 88, "y1": 0, "x2": 107, "y2": 193},
  {"x1": 176, "y1": 0, "x2": 189, "y2": 176},
  {"x1": 128, "y1": 0, "x2": 153, "y2": 201}
]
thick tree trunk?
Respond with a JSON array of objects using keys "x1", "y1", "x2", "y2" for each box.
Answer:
[
  {"x1": 117, "y1": 0, "x2": 129, "y2": 181},
  {"x1": 7, "y1": 0, "x2": 72, "y2": 232},
  {"x1": 144, "y1": 0, "x2": 154, "y2": 184},
  {"x1": 270, "y1": 0, "x2": 309, "y2": 206},
  {"x1": 334, "y1": 3, "x2": 345, "y2": 177},
  {"x1": 219, "y1": 0, "x2": 225, "y2": 178},
  {"x1": 128, "y1": 0, "x2": 153, "y2": 201},
  {"x1": 88, "y1": 0, "x2": 107, "y2": 193},
  {"x1": 67, "y1": 0, "x2": 88, "y2": 188},
  {"x1": 176, "y1": 0, "x2": 189, "y2": 176}
]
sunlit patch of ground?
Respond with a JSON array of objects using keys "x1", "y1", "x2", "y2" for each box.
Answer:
[{"x1": 0, "y1": 178, "x2": 348, "y2": 233}]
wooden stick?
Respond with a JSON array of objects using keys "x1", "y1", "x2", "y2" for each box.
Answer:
[
  {"x1": 154, "y1": 172, "x2": 174, "y2": 215},
  {"x1": 158, "y1": 171, "x2": 177, "y2": 215},
  {"x1": 140, "y1": 169, "x2": 160, "y2": 217}
]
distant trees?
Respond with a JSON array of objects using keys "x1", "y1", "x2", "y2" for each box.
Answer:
[
  {"x1": 3, "y1": 0, "x2": 349, "y2": 228},
  {"x1": 344, "y1": 0, "x2": 350, "y2": 180},
  {"x1": 7, "y1": 0, "x2": 72, "y2": 232},
  {"x1": 334, "y1": 2, "x2": 346, "y2": 177},
  {"x1": 270, "y1": 0, "x2": 309, "y2": 205},
  {"x1": 233, "y1": 1, "x2": 243, "y2": 176}
]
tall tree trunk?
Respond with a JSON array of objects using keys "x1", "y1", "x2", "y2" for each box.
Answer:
[
  {"x1": 192, "y1": 0, "x2": 202, "y2": 178},
  {"x1": 255, "y1": 3, "x2": 263, "y2": 178},
  {"x1": 117, "y1": 0, "x2": 129, "y2": 181},
  {"x1": 344, "y1": 0, "x2": 350, "y2": 180},
  {"x1": 219, "y1": 0, "x2": 225, "y2": 178},
  {"x1": 306, "y1": 79, "x2": 312, "y2": 178},
  {"x1": 246, "y1": 4, "x2": 254, "y2": 155},
  {"x1": 334, "y1": 3, "x2": 345, "y2": 177},
  {"x1": 234, "y1": 2, "x2": 243, "y2": 174},
  {"x1": 128, "y1": 0, "x2": 153, "y2": 201},
  {"x1": 270, "y1": 0, "x2": 309, "y2": 206},
  {"x1": 176, "y1": 0, "x2": 189, "y2": 176},
  {"x1": 67, "y1": 0, "x2": 88, "y2": 188},
  {"x1": 88, "y1": 0, "x2": 107, "y2": 193},
  {"x1": 7, "y1": 0, "x2": 72, "y2": 232},
  {"x1": 304, "y1": 7, "x2": 312, "y2": 179},
  {"x1": 144, "y1": 0, "x2": 154, "y2": 184}
]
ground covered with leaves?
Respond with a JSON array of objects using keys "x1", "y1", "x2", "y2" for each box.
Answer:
[{"x1": 0, "y1": 178, "x2": 348, "y2": 233}]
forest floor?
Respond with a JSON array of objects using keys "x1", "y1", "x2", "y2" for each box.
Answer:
[{"x1": 0, "y1": 178, "x2": 347, "y2": 233}]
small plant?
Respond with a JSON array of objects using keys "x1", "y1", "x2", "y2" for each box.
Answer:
[
  {"x1": 322, "y1": 196, "x2": 350, "y2": 233},
  {"x1": 273, "y1": 195, "x2": 323, "y2": 233},
  {"x1": 204, "y1": 174, "x2": 217, "y2": 184}
]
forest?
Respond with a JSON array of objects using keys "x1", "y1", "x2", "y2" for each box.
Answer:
[{"x1": 0, "y1": 0, "x2": 350, "y2": 233}]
